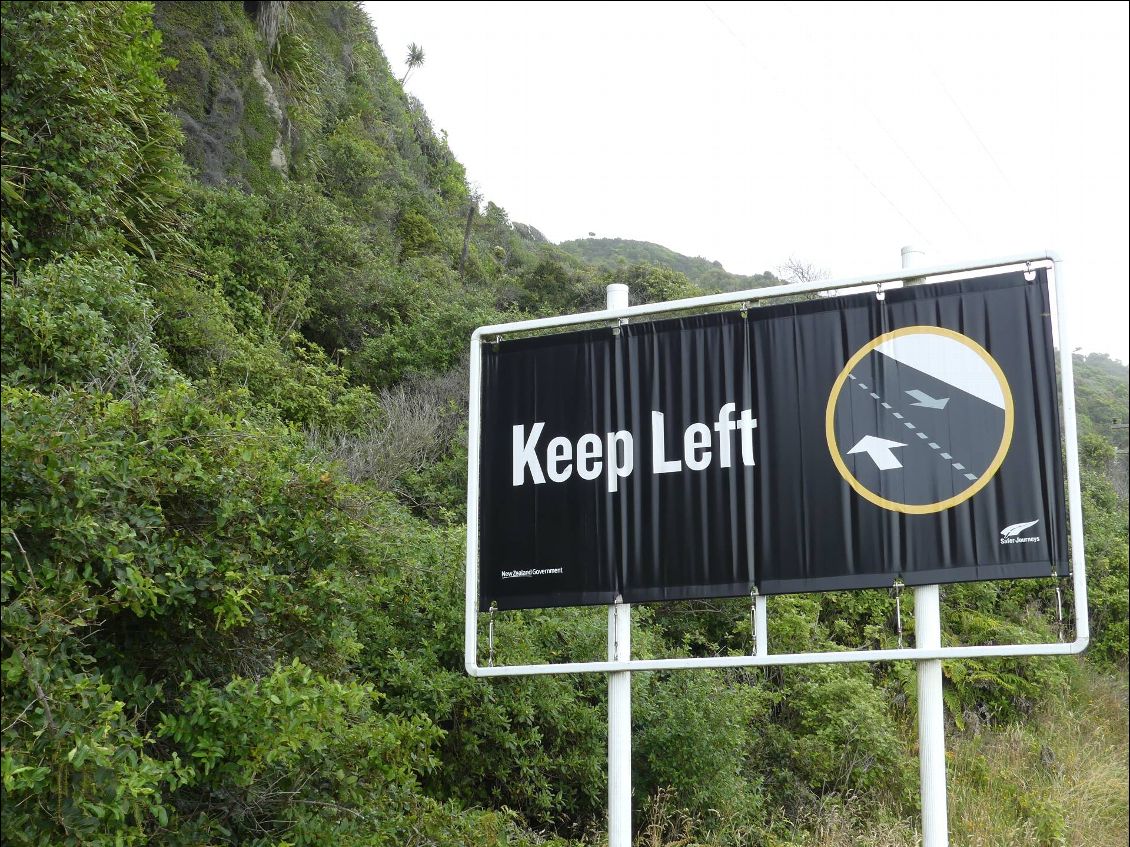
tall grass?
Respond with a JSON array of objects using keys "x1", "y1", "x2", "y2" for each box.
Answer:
[
  {"x1": 624, "y1": 662, "x2": 1128, "y2": 846},
  {"x1": 948, "y1": 664, "x2": 1128, "y2": 847}
]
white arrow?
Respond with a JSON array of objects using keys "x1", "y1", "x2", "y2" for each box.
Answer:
[
  {"x1": 847, "y1": 436, "x2": 907, "y2": 470},
  {"x1": 906, "y1": 389, "x2": 949, "y2": 409}
]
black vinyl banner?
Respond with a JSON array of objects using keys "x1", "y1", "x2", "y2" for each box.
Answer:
[{"x1": 477, "y1": 270, "x2": 1068, "y2": 610}]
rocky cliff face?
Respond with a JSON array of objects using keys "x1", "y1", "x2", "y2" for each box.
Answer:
[
  {"x1": 153, "y1": 1, "x2": 464, "y2": 216},
  {"x1": 153, "y1": 1, "x2": 348, "y2": 190},
  {"x1": 154, "y1": 1, "x2": 288, "y2": 189}
]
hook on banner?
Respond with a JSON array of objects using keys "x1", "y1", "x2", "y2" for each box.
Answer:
[
  {"x1": 488, "y1": 603, "x2": 497, "y2": 666},
  {"x1": 1052, "y1": 570, "x2": 1064, "y2": 642},
  {"x1": 749, "y1": 588, "x2": 758, "y2": 655},
  {"x1": 1024, "y1": 262, "x2": 1037, "y2": 282},
  {"x1": 890, "y1": 581, "x2": 904, "y2": 648}
]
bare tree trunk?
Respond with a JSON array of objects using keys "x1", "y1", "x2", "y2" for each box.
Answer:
[{"x1": 459, "y1": 200, "x2": 476, "y2": 283}]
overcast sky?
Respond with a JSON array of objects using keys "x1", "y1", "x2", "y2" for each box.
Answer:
[{"x1": 364, "y1": 1, "x2": 1129, "y2": 362}]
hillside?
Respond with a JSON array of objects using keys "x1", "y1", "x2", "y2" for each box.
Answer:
[
  {"x1": 560, "y1": 237, "x2": 781, "y2": 292},
  {"x1": 1, "y1": 3, "x2": 1126, "y2": 846},
  {"x1": 1075, "y1": 352, "x2": 1130, "y2": 447}
]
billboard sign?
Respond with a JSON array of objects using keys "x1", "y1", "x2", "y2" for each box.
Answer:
[{"x1": 475, "y1": 268, "x2": 1068, "y2": 611}]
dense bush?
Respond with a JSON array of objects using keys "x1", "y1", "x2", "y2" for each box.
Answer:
[
  {"x1": 1078, "y1": 432, "x2": 1130, "y2": 667},
  {"x1": 2, "y1": 252, "x2": 173, "y2": 395}
]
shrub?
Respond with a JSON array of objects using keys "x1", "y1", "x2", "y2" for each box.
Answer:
[
  {"x1": 1, "y1": 1, "x2": 184, "y2": 265},
  {"x1": 2, "y1": 251, "x2": 173, "y2": 396}
]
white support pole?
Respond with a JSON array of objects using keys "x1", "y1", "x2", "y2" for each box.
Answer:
[
  {"x1": 916, "y1": 583, "x2": 948, "y2": 845},
  {"x1": 608, "y1": 599, "x2": 631, "y2": 846},
  {"x1": 902, "y1": 245, "x2": 949, "y2": 847},
  {"x1": 605, "y1": 282, "x2": 632, "y2": 847},
  {"x1": 754, "y1": 594, "x2": 768, "y2": 657},
  {"x1": 901, "y1": 244, "x2": 926, "y2": 269}
]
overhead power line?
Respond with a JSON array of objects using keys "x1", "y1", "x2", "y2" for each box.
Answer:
[
  {"x1": 769, "y1": 2, "x2": 983, "y2": 246},
  {"x1": 702, "y1": 1, "x2": 934, "y2": 247},
  {"x1": 934, "y1": 72, "x2": 1018, "y2": 198}
]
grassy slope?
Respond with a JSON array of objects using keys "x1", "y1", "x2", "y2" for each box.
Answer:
[
  {"x1": 635, "y1": 664, "x2": 1129, "y2": 847},
  {"x1": 948, "y1": 665, "x2": 1129, "y2": 847}
]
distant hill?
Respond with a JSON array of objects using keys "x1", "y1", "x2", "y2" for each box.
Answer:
[
  {"x1": 1074, "y1": 352, "x2": 1130, "y2": 451},
  {"x1": 558, "y1": 237, "x2": 779, "y2": 292}
]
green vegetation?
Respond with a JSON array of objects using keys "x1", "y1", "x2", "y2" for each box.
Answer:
[
  {"x1": 559, "y1": 237, "x2": 781, "y2": 292},
  {"x1": 1, "y1": 2, "x2": 1126, "y2": 845}
]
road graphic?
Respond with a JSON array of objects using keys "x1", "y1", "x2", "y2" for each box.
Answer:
[{"x1": 826, "y1": 326, "x2": 1014, "y2": 514}]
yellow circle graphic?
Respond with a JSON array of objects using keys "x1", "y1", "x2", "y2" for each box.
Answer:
[{"x1": 825, "y1": 326, "x2": 1014, "y2": 514}]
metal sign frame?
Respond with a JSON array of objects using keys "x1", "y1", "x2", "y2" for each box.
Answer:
[{"x1": 464, "y1": 250, "x2": 1089, "y2": 678}]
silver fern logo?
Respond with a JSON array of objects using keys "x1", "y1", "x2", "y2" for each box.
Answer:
[{"x1": 1000, "y1": 520, "x2": 1040, "y2": 544}]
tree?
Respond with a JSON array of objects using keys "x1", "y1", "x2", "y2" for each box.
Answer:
[
  {"x1": 459, "y1": 189, "x2": 482, "y2": 283},
  {"x1": 776, "y1": 256, "x2": 829, "y2": 285},
  {"x1": 401, "y1": 41, "x2": 425, "y2": 85}
]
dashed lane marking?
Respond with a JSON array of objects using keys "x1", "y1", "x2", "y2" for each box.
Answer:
[
  {"x1": 831, "y1": 327, "x2": 1013, "y2": 514},
  {"x1": 854, "y1": 380, "x2": 982, "y2": 490}
]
